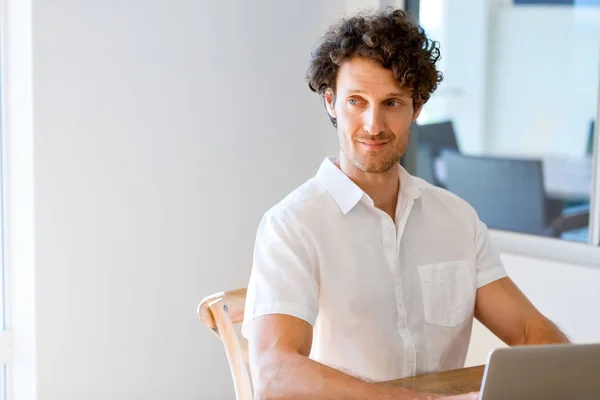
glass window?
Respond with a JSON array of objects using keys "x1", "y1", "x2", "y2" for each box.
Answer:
[{"x1": 405, "y1": 0, "x2": 600, "y2": 243}]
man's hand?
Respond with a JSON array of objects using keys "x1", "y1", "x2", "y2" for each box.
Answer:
[
  {"x1": 422, "y1": 392, "x2": 479, "y2": 400},
  {"x1": 442, "y1": 392, "x2": 479, "y2": 399}
]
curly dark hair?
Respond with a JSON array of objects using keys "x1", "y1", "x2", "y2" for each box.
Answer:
[{"x1": 306, "y1": 8, "x2": 443, "y2": 127}]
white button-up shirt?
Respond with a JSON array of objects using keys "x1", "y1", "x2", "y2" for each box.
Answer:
[{"x1": 242, "y1": 156, "x2": 507, "y2": 382}]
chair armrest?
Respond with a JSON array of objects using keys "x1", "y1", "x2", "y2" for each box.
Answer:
[
  {"x1": 545, "y1": 198, "x2": 565, "y2": 225},
  {"x1": 551, "y1": 208, "x2": 590, "y2": 237}
]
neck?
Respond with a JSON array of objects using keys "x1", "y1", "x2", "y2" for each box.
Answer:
[{"x1": 335, "y1": 153, "x2": 400, "y2": 219}]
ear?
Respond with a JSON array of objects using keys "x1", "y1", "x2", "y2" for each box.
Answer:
[
  {"x1": 412, "y1": 102, "x2": 423, "y2": 121},
  {"x1": 324, "y1": 89, "x2": 337, "y2": 119}
]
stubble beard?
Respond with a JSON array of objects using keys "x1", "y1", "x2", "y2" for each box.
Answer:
[{"x1": 339, "y1": 130, "x2": 409, "y2": 174}]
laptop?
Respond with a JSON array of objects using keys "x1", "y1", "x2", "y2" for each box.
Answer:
[{"x1": 479, "y1": 343, "x2": 600, "y2": 400}]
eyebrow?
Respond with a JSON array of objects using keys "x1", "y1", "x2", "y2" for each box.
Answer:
[{"x1": 346, "y1": 89, "x2": 409, "y2": 98}]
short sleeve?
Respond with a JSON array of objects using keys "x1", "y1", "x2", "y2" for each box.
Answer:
[
  {"x1": 241, "y1": 211, "x2": 319, "y2": 338},
  {"x1": 475, "y1": 220, "x2": 508, "y2": 288}
]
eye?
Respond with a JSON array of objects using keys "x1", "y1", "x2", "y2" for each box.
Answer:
[
  {"x1": 387, "y1": 100, "x2": 401, "y2": 107},
  {"x1": 348, "y1": 98, "x2": 358, "y2": 105}
]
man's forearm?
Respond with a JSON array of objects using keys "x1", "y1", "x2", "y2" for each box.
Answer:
[
  {"x1": 254, "y1": 351, "x2": 435, "y2": 400},
  {"x1": 523, "y1": 317, "x2": 570, "y2": 345}
]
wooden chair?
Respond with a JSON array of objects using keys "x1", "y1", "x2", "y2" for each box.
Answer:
[{"x1": 198, "y1": 288, "x2": 252, "y2": 400}]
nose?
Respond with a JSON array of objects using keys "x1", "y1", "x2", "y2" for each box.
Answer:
[{"x1": 363, "y1": 106, "x2": 385, "y2": 136}]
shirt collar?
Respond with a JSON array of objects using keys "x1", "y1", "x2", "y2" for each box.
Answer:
[
  {"x1": 315, "y1": 156, "x2": 422, "y2": 215},
  {"x1": 398, "y1": 162, "x2": 423, "y2": 201}
]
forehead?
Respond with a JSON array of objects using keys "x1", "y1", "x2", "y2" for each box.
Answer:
[{"x1": 336, "y1": 56, "x2": 410, "y2": 98}]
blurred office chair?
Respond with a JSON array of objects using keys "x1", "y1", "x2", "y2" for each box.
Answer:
[
  {"x1": 441, "y1": 152, "x2": 589, "y2": 238},
  {"x1": 410, "y1": 121, "x2": 460, "y2": 187},
  {"x1": 198, "y1": 288, "x2": 252, "y2": 400}
]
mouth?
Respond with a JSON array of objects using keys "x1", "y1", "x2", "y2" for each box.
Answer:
[{"x1": 358, "y1": 141, "x2": 389, "y2": 151}]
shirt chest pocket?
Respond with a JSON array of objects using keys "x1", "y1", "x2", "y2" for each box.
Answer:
[{"x1": 417, "y1": 261, "x2": 475, "y2": 328}]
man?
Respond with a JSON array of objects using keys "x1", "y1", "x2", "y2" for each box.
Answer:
[{"x1": 242, "y1": 9, "x2": 569, "y2": 400}]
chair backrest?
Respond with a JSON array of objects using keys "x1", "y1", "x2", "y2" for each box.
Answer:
[
  {"x1": 198, "y1": 288, "x2": 252, "y2": 400},
  {"x1": 415, "y1": 146, "x2": 438, "y2": 186},
  {"x1": 441, "y1": 152, "x2": 549, "y2": 235},
  {"x1": 416, "y1": 121, "x2": 460, "y2": 158},
  {"x1": 412, "y1": 121, "x2": 460, "y2": 186}
]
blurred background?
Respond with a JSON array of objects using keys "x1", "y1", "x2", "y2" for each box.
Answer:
[{"x1": 402, "y1": 0, "x2": 600, "y2": 242}]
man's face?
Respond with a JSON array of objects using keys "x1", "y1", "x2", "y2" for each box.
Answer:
[{"x1": 325, "y1": 57, "x2": 422, "y2": 174}]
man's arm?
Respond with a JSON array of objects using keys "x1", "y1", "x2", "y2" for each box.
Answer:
[
  {"x1": 246, "y1": 314, "x2": 477, "y2": 400},
  {"x1": 475, "y1": 277, "x2": 570, "y2": 346}
]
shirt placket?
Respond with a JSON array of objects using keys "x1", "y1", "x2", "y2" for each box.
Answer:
[{"x1": 389, "y1": 196, "x2": 416, "y2": 377}]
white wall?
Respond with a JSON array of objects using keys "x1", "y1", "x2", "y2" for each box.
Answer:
[
  {"x1": 10, "y1": 0, "x2": 351, "y2": 399},
  {"x1": 9, "y1": 1, "x2": 600, "y2": 399},
  {"x1": 466, "y1": 252, "x2": 600, "y2": 366}
]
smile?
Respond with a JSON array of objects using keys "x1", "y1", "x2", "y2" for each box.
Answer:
[{"x1": 359, "y1": 141, "x2": 389, "y2": 150}]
